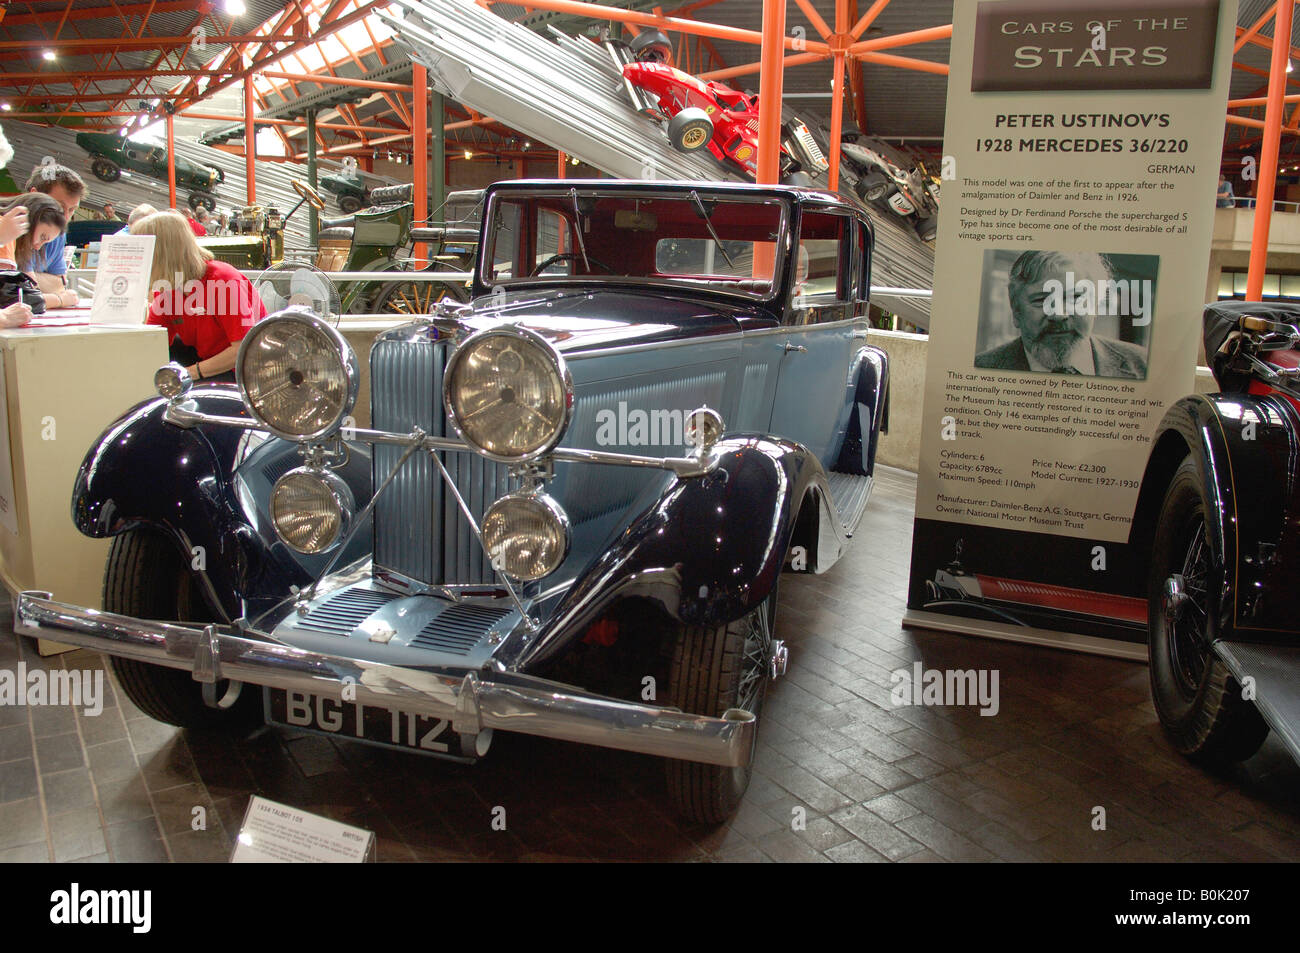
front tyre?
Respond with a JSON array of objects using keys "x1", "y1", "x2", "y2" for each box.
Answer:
[
  {"x1": 667, "y1": 107, "x2": 713, "y2": 153},
  {"x1": 1147, "y1": 459, "x2": 1268, "y2": 763},
  {"x1": 103, "y1": 530, "x2": 262, "y2": 732},
  {"x1": 665, "y1": 593, "x2": 777, "y2": 824},
  {"x1": 90, "y1": 157, "x2": 121, "y2": 183}
]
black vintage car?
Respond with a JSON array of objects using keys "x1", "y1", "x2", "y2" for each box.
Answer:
[
  {"x1": 16, "y1": 179, "x2": 889, "y2": 823},
  {"x1": 1130, "y1": 301, "x2": 1300, "y2": 768}
]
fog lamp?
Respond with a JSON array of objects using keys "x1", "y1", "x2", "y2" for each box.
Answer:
[
  {"x1": 481, "y1": 490, "x2": 570, "y2": 581},
  {"x1": 270, "y1": 466, "x2": 354, "y2": 554}
]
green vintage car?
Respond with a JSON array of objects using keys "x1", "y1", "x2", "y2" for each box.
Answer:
[
  {"x1": 74, "y1": 131, "x2": 224, "y2": 211},
  {"x1": 320, "y1": 169, "x2": 370, "y2": 214}
]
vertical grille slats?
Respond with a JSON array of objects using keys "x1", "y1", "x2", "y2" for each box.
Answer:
[{"x1": 372, "y1": 336, "x2": 513, "y2": 587}]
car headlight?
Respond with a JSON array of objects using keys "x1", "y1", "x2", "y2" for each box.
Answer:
[
  {"x1": 237, "y1": 308, "x2": 358, "y2": 441},
  {"x1": 270, "y1": 466, "x2": 354, "y2": 554},
  {"x1": 481, "y1": 490, "x2": 570, "y2": 581},
  {"x1": 444, "y1": 326, "x2": 572, "y2": 462}
]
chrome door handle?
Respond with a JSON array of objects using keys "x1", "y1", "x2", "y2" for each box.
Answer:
[
  {"x1": 852, "y1": 329, "x2": 869, "y2": 339},
  {"x1": 783, "y1": 342, "x2": 807, "y2": 353}
]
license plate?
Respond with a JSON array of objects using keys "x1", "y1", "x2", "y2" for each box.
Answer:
[{"x1": 265, "y1": 688, "x2": 460, "y2": 756}]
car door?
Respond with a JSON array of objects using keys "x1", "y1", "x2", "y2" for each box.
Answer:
[{"x1": 767, "y1": 207, "x2": 864, "y2": 467}]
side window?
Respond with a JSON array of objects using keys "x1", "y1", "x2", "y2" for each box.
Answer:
[{"x1": 792, "y1": 210, "x2": 850, "y2": 324}]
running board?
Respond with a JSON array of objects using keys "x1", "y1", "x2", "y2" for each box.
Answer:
[
  {"x1": 826, "y1": 470, "x2": 873, "y2": 537},
  {"x1": 1214, "y1": 640, "x2": 1300, "y2": 765}
]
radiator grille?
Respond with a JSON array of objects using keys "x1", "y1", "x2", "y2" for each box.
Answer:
[
  {"x1": 370, "y1": 335, "x2": 513, "y2": 586},
  {"x1": 297, "y1": 588, "x2": 398, "y2": 635},
  {"x1": 410, "y1": 604, "x2": 512, "y2": 655}
]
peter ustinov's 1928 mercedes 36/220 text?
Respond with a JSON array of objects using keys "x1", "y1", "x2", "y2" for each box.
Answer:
[{"x1": 15, "y1": 180, "x2": 889, "y2": 823}]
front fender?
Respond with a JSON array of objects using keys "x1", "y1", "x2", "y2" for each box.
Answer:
[
  {"x1": 74, "y1": 386, "x2": 372, "y2": 621},
  {"x1": 512, "y1": 436, "x2": 828, "y2": 670},
  {"x1": 1129, "y1": 393, "x2": 1300, "y2": 645}
]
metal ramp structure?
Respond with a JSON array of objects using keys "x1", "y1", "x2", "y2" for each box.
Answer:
[
  {"x1": 381, "y1": 0, "x2": 934, "y2": 328},
  {"x1": 1, "y1": 120, "x2": 399, "y2": 251}
]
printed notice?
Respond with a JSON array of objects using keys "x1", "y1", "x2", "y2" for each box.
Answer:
[
  {"x1": 905, "y1": 0, "x2": 1236, "y2": 647},
  {"x1": 230, "y1": 796, "x2": 374, "y2": 863},
  {"x1": 88, "y1": 234, "x2": 155, "y2": 325}
]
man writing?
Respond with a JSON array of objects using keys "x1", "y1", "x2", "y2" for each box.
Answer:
[
  {"x1": 24, "y1": 162, "x2": 85, "y2": 308},
  {"x1": 975, "y1": 250, "x2": 1148, "y2": 379}
]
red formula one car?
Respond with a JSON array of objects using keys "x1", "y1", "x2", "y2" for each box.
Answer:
[{"x1": 612, "y1": 30, "x2": 827, "y2": 185}]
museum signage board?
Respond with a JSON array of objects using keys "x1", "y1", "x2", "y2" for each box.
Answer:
[{"x1": 904, "y1": 0, "x2": 1237, "y2": 655}]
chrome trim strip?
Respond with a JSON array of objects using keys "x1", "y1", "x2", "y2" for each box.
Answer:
[{"x1": 14, "y1": 592, "x2": 756, "y2": 768}]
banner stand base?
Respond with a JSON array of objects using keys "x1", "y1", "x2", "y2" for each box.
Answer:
[{"x1": 901, "y1": 609, "x2": 1147, "y2": 662}]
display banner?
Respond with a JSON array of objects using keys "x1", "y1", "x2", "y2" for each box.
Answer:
[
  {"x1": 904, "y1": 0, "x2": 1237, "y2": 655},
  {"x1": 88, "y1": 233, "x2": 155, "y2": 325}
]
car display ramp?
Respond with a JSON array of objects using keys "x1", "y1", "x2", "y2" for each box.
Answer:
[
  {"x1": 1, "y1": 120, "x2": 396, "y2": 250},
  {"x1": 382, "y1": 0, "x2": 934, "y2": 326}
]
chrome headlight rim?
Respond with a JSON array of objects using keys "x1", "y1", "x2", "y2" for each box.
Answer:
[
  {"x1": 443, "y1": 324, "x2": 574, "y2": 464},
  {"x1": 235, "y1": 307, "x2": 360, "y2": 443},
  {"x1": 270, "y1": 465, "x2": 355, "y2": 555},
  {"x1": 482, "y1": 488, "x2": 572, "y2": 582}
]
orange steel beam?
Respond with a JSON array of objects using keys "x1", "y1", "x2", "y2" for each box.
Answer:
[
  {"x1": 179, "y1": 112, "x2": 398, "y2": 134},
  {"x1": 1229, "y1": 93, "x2": 1300, "y2": 107},
  {"x1": 245, "y1": 76, "x2": 257, "y2": 204},
  {"x1": 166, "y1": 111, "x2": 177, "y2": 209},
  {"x1": 849, "y1": 0, "x2": 890, "y2": 41},
  {"x1": 826, "y1": 0, "x2": 847, "y2": 191},
  {"x1": 756, "y1": 0, "x2": 786, "y2": 185},
  {"x1": 0, "y1": 1, "x2": 198, "y2": 25},
  {"x1": 257, "y1": 71, "x2": 410, "y2": 91},
  {"x1": 701, "y1": 50, "x2": 824, "y2": 81},
  {"x1": 558, "y1": 150, "x2": 567, "y2": 178},
  {"x1": 855, "y1": 49, "x2": 948, "y2": 75},
  {"x1": 0, "y1": 33, "x2": 301, "y2": 54},
  {"x1": 484, "y1": 0, "x2": 829, "y2": 54},
  {"x1": 1226, "y1": 114, "x2": 1300, "y2": 134},
  {"x1": 1234, "y1": 1, "x2": 1278, "y2": 54},
  {"x1": 1236, "y1": 27, "x2": 1300, "y2": 63},
  {"x1": 792, "y1": 0, "x2": 833, "y2": 40},
  {"x1": 175, "y1": 1, "x2": 390, "y2": 111},
  {"x1": 413, "y1": 63, "x2": 429, "y2": 261},
  {"x1": 1248, "y1": 0, "x2": 1293, "y2": 300},
  {"x1": 847, "y1": 0, "x2": 868, "y2": 131},
  {"x1": 846, "y1": 23, "x2": 952, "y2": 55}
]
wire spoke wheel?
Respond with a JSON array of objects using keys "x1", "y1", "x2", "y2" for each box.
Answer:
[{"x1": 1147, "y1": 458, "x2": 1268, "y2": 762}]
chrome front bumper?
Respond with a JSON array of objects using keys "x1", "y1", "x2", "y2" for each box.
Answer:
[{"x1": 14, "y1": 592, "x2": 756, "y2": 768}]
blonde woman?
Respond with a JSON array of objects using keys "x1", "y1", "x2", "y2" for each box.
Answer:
[{"x1": 130, "y1": 210, "x2": 265, "y2": 383}]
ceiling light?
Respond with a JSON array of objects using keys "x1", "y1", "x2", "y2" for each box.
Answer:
[
  {"x1": 570, "y1": 156, "x2": 579, "y2": 165},
  {"x1": 464, "y1": 149, "x2": 473, "y2": 159},
  {"x1": 224, "y1": 0, "x2": 247, "y2": 15},
  {"x1": 0, "y1": 104, "x2": 10, "y2": 112},
  {"x1": 42, "y1": 50, "x2": 56, "y2": 61}
]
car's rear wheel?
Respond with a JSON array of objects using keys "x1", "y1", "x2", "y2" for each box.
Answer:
[
  {"x1": 90, "y1": 157, "x2": 121, "y2": 183},
  {"x1": 103, "y1": 530, "x2": 262, "y2": 731},
  {"x1": 630, "y1": 29, "x2": 673, "y2": 64},
  {"x1": 1148, "y1": 459, "x2": 1268, "y2": 763},
  {"x1": 371, "y1": 264, "x2": 468, "y2": 315},
  {"x1": 667, "y1": 107, "x2": 713, "y2": 153},
  {"x1": 664, "y1": 590, "x2": 778, "y2": 824},
  {"x1": 338, "y1": 195, "x2": 363, "y2": 214}
]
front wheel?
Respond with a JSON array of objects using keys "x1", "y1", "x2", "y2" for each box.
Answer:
[
  {"x1": 103, "y1": 530, "x2": 262, "y2": 731},
  {"x1": 338, "y1": 195, "x2": 363, "y2": 215},
  {"x1": 667, "y1": 107, "x2": 713, "y2": 153},
  {"x1": 664, "y1": 592, "x2": 779, "y2": 824},
  {"x1": 371, "y1": 265, "x2": 468, "y2": 315},
  {"x1": 90, "y1": 157, "x2": 121, "y2": 183},
  {"x1": 855, "y1": 171, "x2": 889, "y2": 203},
  {"x1": 1147, "y1": 459, "x2": 1268, "y2": 763}
]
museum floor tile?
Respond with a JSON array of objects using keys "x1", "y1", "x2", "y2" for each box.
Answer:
[{"x1": 2, "y1": 466, "x2": 1298, "y2": 863}]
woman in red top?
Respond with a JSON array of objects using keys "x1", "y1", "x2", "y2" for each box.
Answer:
[{"x1": 131, "y1": 210, "x2": 265, "y2": 382}]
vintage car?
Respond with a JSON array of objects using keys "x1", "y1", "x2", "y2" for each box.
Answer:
[
  {"x1": 14, "y1": 179, "x2": 889, "y2": 824},
  {"x1": 74, "y1": 131, "x2": 225, "y2": 211},
  {"x1": 1129, "y1": 301, "x2": 1300, "y2": 769},
  {"x1": 320, "y1": 168, "x2": 371, "y2": 215},
  {"x1": 613, "y1": 31, "x2": 827, "y2": 186}
]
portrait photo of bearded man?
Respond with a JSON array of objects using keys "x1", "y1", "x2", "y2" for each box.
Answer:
[{"x1": 974, "y1": 250, "x2": 1150, "y2": 379}]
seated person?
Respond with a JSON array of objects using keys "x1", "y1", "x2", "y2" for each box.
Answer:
[
  {"x1": 24, "y1": 163, "x2": 85, "y2": 307},
  {"x1": 115, "y1": 203, "x2": 157, "y2": 236},
  {"x1": 130, "y1": 210, "x2": 266, "y2": 382},
  {"x1": 0, "y1": 192, "x2": 69, "y2": 325}
]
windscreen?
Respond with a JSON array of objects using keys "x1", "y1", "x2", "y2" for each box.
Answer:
[{"x1": 482, "y1": 190, "x2": 787, "y2": 297}]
